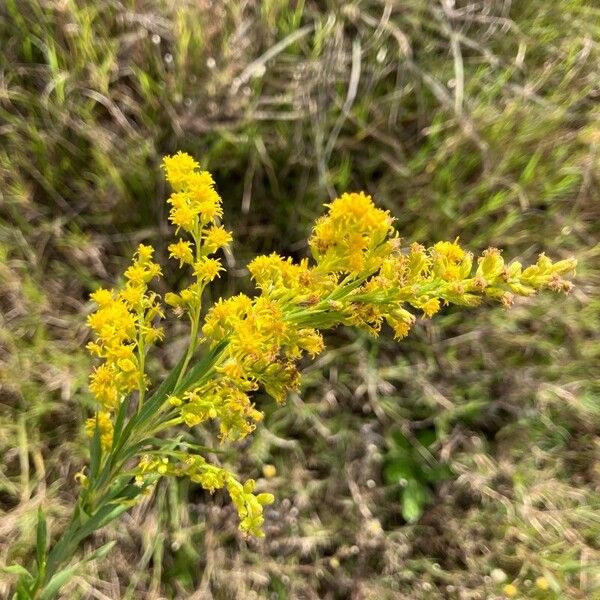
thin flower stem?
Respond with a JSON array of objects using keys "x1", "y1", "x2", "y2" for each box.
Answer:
[
  {"x1": 174, "y1": 224, "x2": 204, "y2": 389},
  {"x1": 136, "y1": 314, "x2": 146, "y2": 414}
]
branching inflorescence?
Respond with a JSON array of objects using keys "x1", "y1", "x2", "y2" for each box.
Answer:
[
  {"x1": 86, "y1": 152, "x2": 576, "y2": 537},
  {"x1": 11, "y1": 152, "x2": 576, "y2": 599}
]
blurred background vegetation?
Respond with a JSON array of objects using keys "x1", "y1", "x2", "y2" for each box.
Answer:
[{"x1": 0, "y1": 1, "x2": 598, "y2": 598}]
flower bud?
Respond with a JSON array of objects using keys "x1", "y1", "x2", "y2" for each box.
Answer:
[
  {"x1": 476, "y1": 248, "x2": 504, "y2": 282},
  {"x1": 256, "y1": 493, "x2": 275, "y2": 505}
]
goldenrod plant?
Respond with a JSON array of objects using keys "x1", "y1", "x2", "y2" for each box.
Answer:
[{"x1": 7, "y1": 153, "x2": 576, "y2": 599}]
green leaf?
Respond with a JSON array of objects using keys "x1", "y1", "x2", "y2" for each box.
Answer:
[
  {"x1": 383, "y1": 458, "x2": 416, "y2": 485},
  {"x1": 520, "y1": 149, "x2": 541, "y2": 184},
  {"x1": 96, "y1": 480, "x2": 145, "y2": 508},
  {"x1": 100, "y1": 351, "x2": 187, "y2": 489},
  {"x1": 401, "y1": 479, "x2": 430, "y2": 524},
  {"x1": 40, "y1": 542, "x2": 117, "y2": 600},
  {"x1": 81, "y1": 540, "x2": 117, "y2": 564},
  {"x1": 44, "y1": 504, "x2": 84, "y2": 577},
  {"x1": 39, "y1": 567, "x2": 78, "y2": 600},
  {"x1": 115, "y1": 350, "x2": 189, "y2": 455},
  {"x1": 75, "y1": 504, "x2": 129, "y2": 542},
  {"x1": 36, "y1": 507, "x2": 47, "y2": 576},
  {"x1": 389, "y1": 430, "x2": 411, "y2": 451},
  {"x1": 415, "y1": 428, "x2": 438, "y2": 449},
  {"x1": 46, "y1": 502, "x2": 125, "y2": 577},
  {"x1": 172, "y1": 440, "x2": 226, "y2": 455},
  {"x1": 1, "y1": 564, "x2": 32, "y2": 577},
  {"x1": 15, "y1": 582, "x2": 33, "y2": 599},
  {"x1": 137, "y1": 353, "x2": 187, "y2": 425},
  {"x1": 111, "y1": 392, "x2": 131, "y2": 450},
  {"x1": 173, "y1": 338, "x2": 229, "y2": 396},
  {"x1": 422, "y1": 462, "x2": 453, "y2": 484}
]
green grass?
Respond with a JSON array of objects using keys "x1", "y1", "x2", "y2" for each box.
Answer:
[{"x1": 1, "y1": 0, "x2": 599, "y2": 598}]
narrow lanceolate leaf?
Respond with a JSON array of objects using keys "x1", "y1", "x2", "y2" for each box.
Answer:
[
  {"x1": 115, "y1": 352, "x2": 188, "y2": 456},
  {"x1": 83, "y1": 540, "x2": 117, "y2": 562},
  {"x1": 39, "y1": 567, "x2": 79, "y2": 600},
  {"x1": 75, "y1": 504, "x2": 129, "y2": 544},
  {"x1": 136, "y1": 353, "x2": 188, "y2": 425},
  {"x1": 36, "y1": 507, "x2": 48, "y2": 578},
  {"x1": 111, "y1": 392, "x2": 131, "y2": 451},
  {"x1": 39, "y1": 541, "x2": 117, "y2": 600},
  {"x1": 98, "y1": 355, "x2": 188, "y2": 493},
  {"x1": 1, "y1": 564, "x2": 32, "y2": 577},
  {"x1": 173, "y1": 338, "x2": 229, "y2": 395},
  {"x1": 95, "y1": 478, "x2": 147, "y2": 509},
  {"x1": 118, "y1": 338, "x2": 228, "y2": 454}
]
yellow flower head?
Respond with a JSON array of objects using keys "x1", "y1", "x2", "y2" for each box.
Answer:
[
  {"x1": 90, "y1": 288, "x2": 114, "y2": 306},
  {"x1": 432, "y1": 239, "x2": 470, "y2": 282},
  {"x1": 85, "y1": 411, "x2": 114, "y2": 451},
  {"x1": 194, "y1": 257, "x2": 224, "y2": 282},
  {"x1": 162, "y1": 151, "x2": 200, "y2": 191},
  {"x1": 169, "y1": 204, "x2": 196, "y2": 232},
  {"x1": 187, "y1": 173, "x2": 223, "y2": 222},
  {"x1": 309, "y1": 192, "x2": 393, "y2": 274},
  {"x1": 124, "y1": 245, "x2": 162, "y2": 284},
  {"x1": 168, "y1": 239, "x2": 194, "y2": 266},
  {"x1": 120, "y1": 284, "x2": 144, "y2": 308},
  {"x1": 248, "y1": 253, "x2": 291, "y2": 288},
  {"x1": 136, "y1": 244, "x2": 155, "y2": 262},
  {"x1": 167, "y1": 191, "x2": 189, "y2": 209},
  {"x1": 204, "y1": 226, "x2": 232, "y2": 253},
  {"x1": 180, "y1": 288, "x2": 197, "y2": 304},
  {"x1": 535, "y1": 577, "x2": 549, "y2": 591},
  {"x1": 421, "y1": 297, "x2": 441, "y2": 317},
  {"x1": 185, "y1": 170, "x2": 215, "y2": 190},
  {"x1": 477, "y1": 247, "x2": 505, "y2": 282},
  {"x1": 387, "y1": 312, "x2": 415, "y2": 340},
  {"x1": 163, "y1": 153, "x2": 224, "y2": 234},
  {"x1": 198, "y1": 198, "x2": 223, "y2": 223},
  {"x1": 262, "y1": 464, "x2": 277, "y2": 479},
  {"x1": 297, "y1": 329, "x2": 325, "y2": 357},
  {"x1": 89, "y1": 363, "x2": 120, "y2": 408},
  {"x1": 433, "y1": 240, "x2": 465, "y2": 263},
  {"x1": 87, "y1": 298, "x2": 136, "y2": 343}
]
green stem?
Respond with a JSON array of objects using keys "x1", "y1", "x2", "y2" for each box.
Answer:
[
  {"x1": 136, "y1": 315, "x2": 146, "y2": 414},
  {"x1": 174, "y1": 224, "x2": 204, "y2": 389}
]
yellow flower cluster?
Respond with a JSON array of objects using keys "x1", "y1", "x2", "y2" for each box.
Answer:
[
  {"x1": 162, "y1": 152, "x2": 231, "y2": 318},
  {"x1": 177, "y1": 293, "x2": 323, "y2": 440},
  {"x1": 85, "y1": 244, "x2": 163, "y2": 449},
  {"x1": 161, "y1": 155, "x2": 576, "y2": 450},
  {"x1": 163, "y1": 152, "x2": 223, "y2": 231},
  {"x1": 134, "y1": 452, "x2": 274, "y2": 536},
  {"x1": 310, "y1": 191, "x2": 396, "y2": 273}
]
